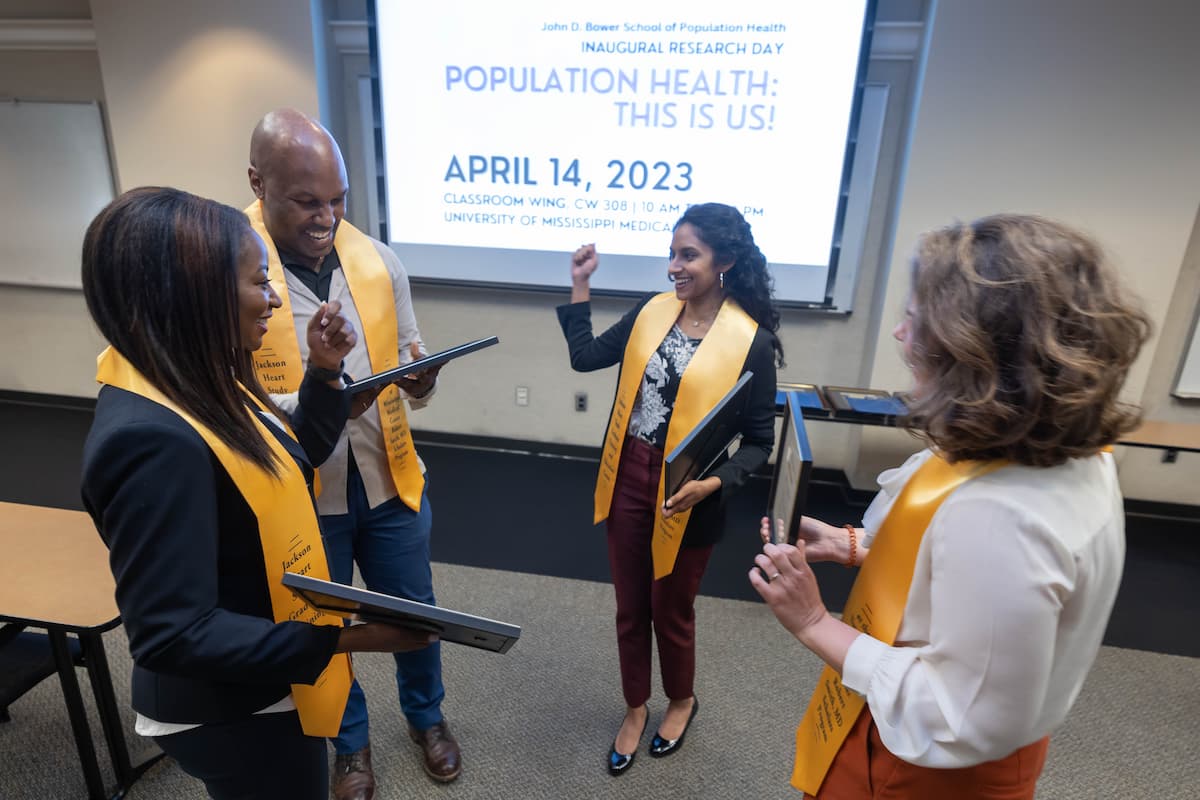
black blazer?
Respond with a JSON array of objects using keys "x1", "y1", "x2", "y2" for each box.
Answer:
[
  {"x1": 557, "y1": 294, "x2": 777, "y2": 546},
  {"x1": 80, "y1": 375, "x2": 349, "y2": 724}
]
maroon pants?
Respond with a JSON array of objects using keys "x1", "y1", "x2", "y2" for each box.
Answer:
[
  {"x1": 607, "y1": 436, "x2": 713, "y2": 708},
  {"x1": 808, "y1": 708, "x2": 1049, "y2": 799}
]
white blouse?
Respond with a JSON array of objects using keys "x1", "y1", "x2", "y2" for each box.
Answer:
[{"x1": 840, "y1": 449, "x2": 1125, "y2": 768}]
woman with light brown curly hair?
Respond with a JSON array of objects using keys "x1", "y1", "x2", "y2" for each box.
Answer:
[{"x1": 750, "y1": 214, "x2": 1151, "y2": 799}]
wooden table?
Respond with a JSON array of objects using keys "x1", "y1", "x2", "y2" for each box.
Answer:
[
  {"x1": 0, "y1": 501, "x2": 162, "y2": 799},
  {"x1": 1116, "y1": 420, "x2": 1200, "y2": 456}
]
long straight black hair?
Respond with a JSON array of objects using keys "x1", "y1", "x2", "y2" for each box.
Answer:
[{"x1": 82, "y1": 186, "x2": 282, "y2": 473}]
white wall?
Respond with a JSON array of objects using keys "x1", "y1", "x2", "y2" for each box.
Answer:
[
  {"x1": 0, "y1": 45, "x2": 108, "y2": 395},
  {"x1": 89, "y1": 0, "x2": 320, "y2": 206},
  {"x1": 860, "y1": 0, "x2": 1200, "y2": 498},
  {"x1": 0, "y1": 1, "x2": 320, "y2": 396},
  {"x1": 1119, "y1": 210, "x2": 1200, "y2": 502}
]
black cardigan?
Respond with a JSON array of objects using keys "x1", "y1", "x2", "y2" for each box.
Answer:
[
  {"x1": 80, "y1": 375, "x2": 349, "y2": 724},
  {"x1": 557, "y1": 294, "x2": 777, "y2": 546}
]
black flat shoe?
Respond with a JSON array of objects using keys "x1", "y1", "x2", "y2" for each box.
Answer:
[
  {"x1": 608, "y1": 710, "x2": 649, "y2": 776},
  {"x1": 648, "y1": 698, "x2": 699, "y2": 758}
]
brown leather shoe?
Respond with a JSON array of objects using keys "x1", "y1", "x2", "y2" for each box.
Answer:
[
  {"x1": 408, "y1": 720, "x2": 462, "y2": 783},
  {"x1": 331, "y1": 745, "x2": 375, "y2": 800}
]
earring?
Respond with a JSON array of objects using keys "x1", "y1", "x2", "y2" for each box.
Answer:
[{"x1": 719, "y1": 272, "x2": 725, "y2": 289}]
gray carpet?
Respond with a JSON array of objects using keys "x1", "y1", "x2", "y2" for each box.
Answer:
[{"x1": 2, "y1": 563, "x2": 1197, "y2": 799}]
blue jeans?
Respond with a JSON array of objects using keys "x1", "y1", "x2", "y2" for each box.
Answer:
[{"x1": 321, "y1": 463, "x2": 443, "y2": 754}]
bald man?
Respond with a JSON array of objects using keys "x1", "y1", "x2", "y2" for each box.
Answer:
[{"x1": 246, "y1": 110, "x2": 461, "y2": 797}]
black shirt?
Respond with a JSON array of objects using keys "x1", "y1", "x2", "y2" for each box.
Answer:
[{"x1": 283, "y1": 248, "x2": 342, "y2": 302}]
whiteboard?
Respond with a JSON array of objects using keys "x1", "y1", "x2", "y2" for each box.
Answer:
[
  {"x1": 0, "y1": 100, "x2": 115, "y2": 289},
  {"x1": 1173, "y1": 298, "x2": 1200, "y2": 399}
]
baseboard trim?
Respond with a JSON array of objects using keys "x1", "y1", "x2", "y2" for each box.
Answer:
[
  {"x1": 412, "y1": 429, "x2": 602, "y2": 462},
  {"x1": 413, "y1": 430, "x2": 882, "y2": 503},
  {"x1": 0, "y1": 389, "x2": 95, "y2": 411},
  {"x1": 4, "y1": 389, "x2": 1198, "y2": 519},
  {"x1": 1123, "y1": 498, "x2": 1200, "y2": 524},
  {"x1": 412, "y1": 433, "x2": 1200, "y2": 520}
]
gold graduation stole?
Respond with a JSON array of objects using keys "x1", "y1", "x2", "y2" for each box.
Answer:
[
  {"x1": 791, "y1": 453, "x2": 1006, "y2": 795},
  {"x1": 245, "y1": 201, "x2": 425, "y2": 511},
  {"x1": 593, "y1": 292, "x2": 758, "y2": 579},
  {"x1": 95, "y1": 346, "x2": 352, "y2": 737}
]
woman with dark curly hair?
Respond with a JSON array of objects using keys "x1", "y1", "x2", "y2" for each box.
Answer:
[
  {"x1": 752, "y1": 214, "x2": 1151, "y2": 799},
  {"x1": 557, "y1": 202, "x2": 782, "y2": 774}
]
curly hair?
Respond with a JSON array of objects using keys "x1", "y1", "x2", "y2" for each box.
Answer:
[
  {"x1": 901, "y1": 214, "x2": 1151, "y2": 467},
  {"x1": 674, "y1": 203, "x2": 785, "y2": 366}
]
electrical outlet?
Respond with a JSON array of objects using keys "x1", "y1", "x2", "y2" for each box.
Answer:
[
  {"x1": 574, "y1": 391, "x2": 588, "y2": 412},
  {"x1": 515, "y1": 386, "x2": 529, "y2": 406}
]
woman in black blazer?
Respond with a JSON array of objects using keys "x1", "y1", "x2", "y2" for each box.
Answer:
[
  {"x1": 80, "y1": 187, "x2": 432, "y2": 800},
  {"x1": 557, "y1": 203, "x2": 783, "y2": 775}
]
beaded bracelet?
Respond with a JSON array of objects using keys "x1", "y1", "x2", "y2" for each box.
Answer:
[{"x1": 843, "y1": 524, "x2": 858, "y2": 568}]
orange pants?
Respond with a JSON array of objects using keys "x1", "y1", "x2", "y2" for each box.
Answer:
[{"x1": 807, "y1": 709, "x2": 1049, "y2": 800}]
